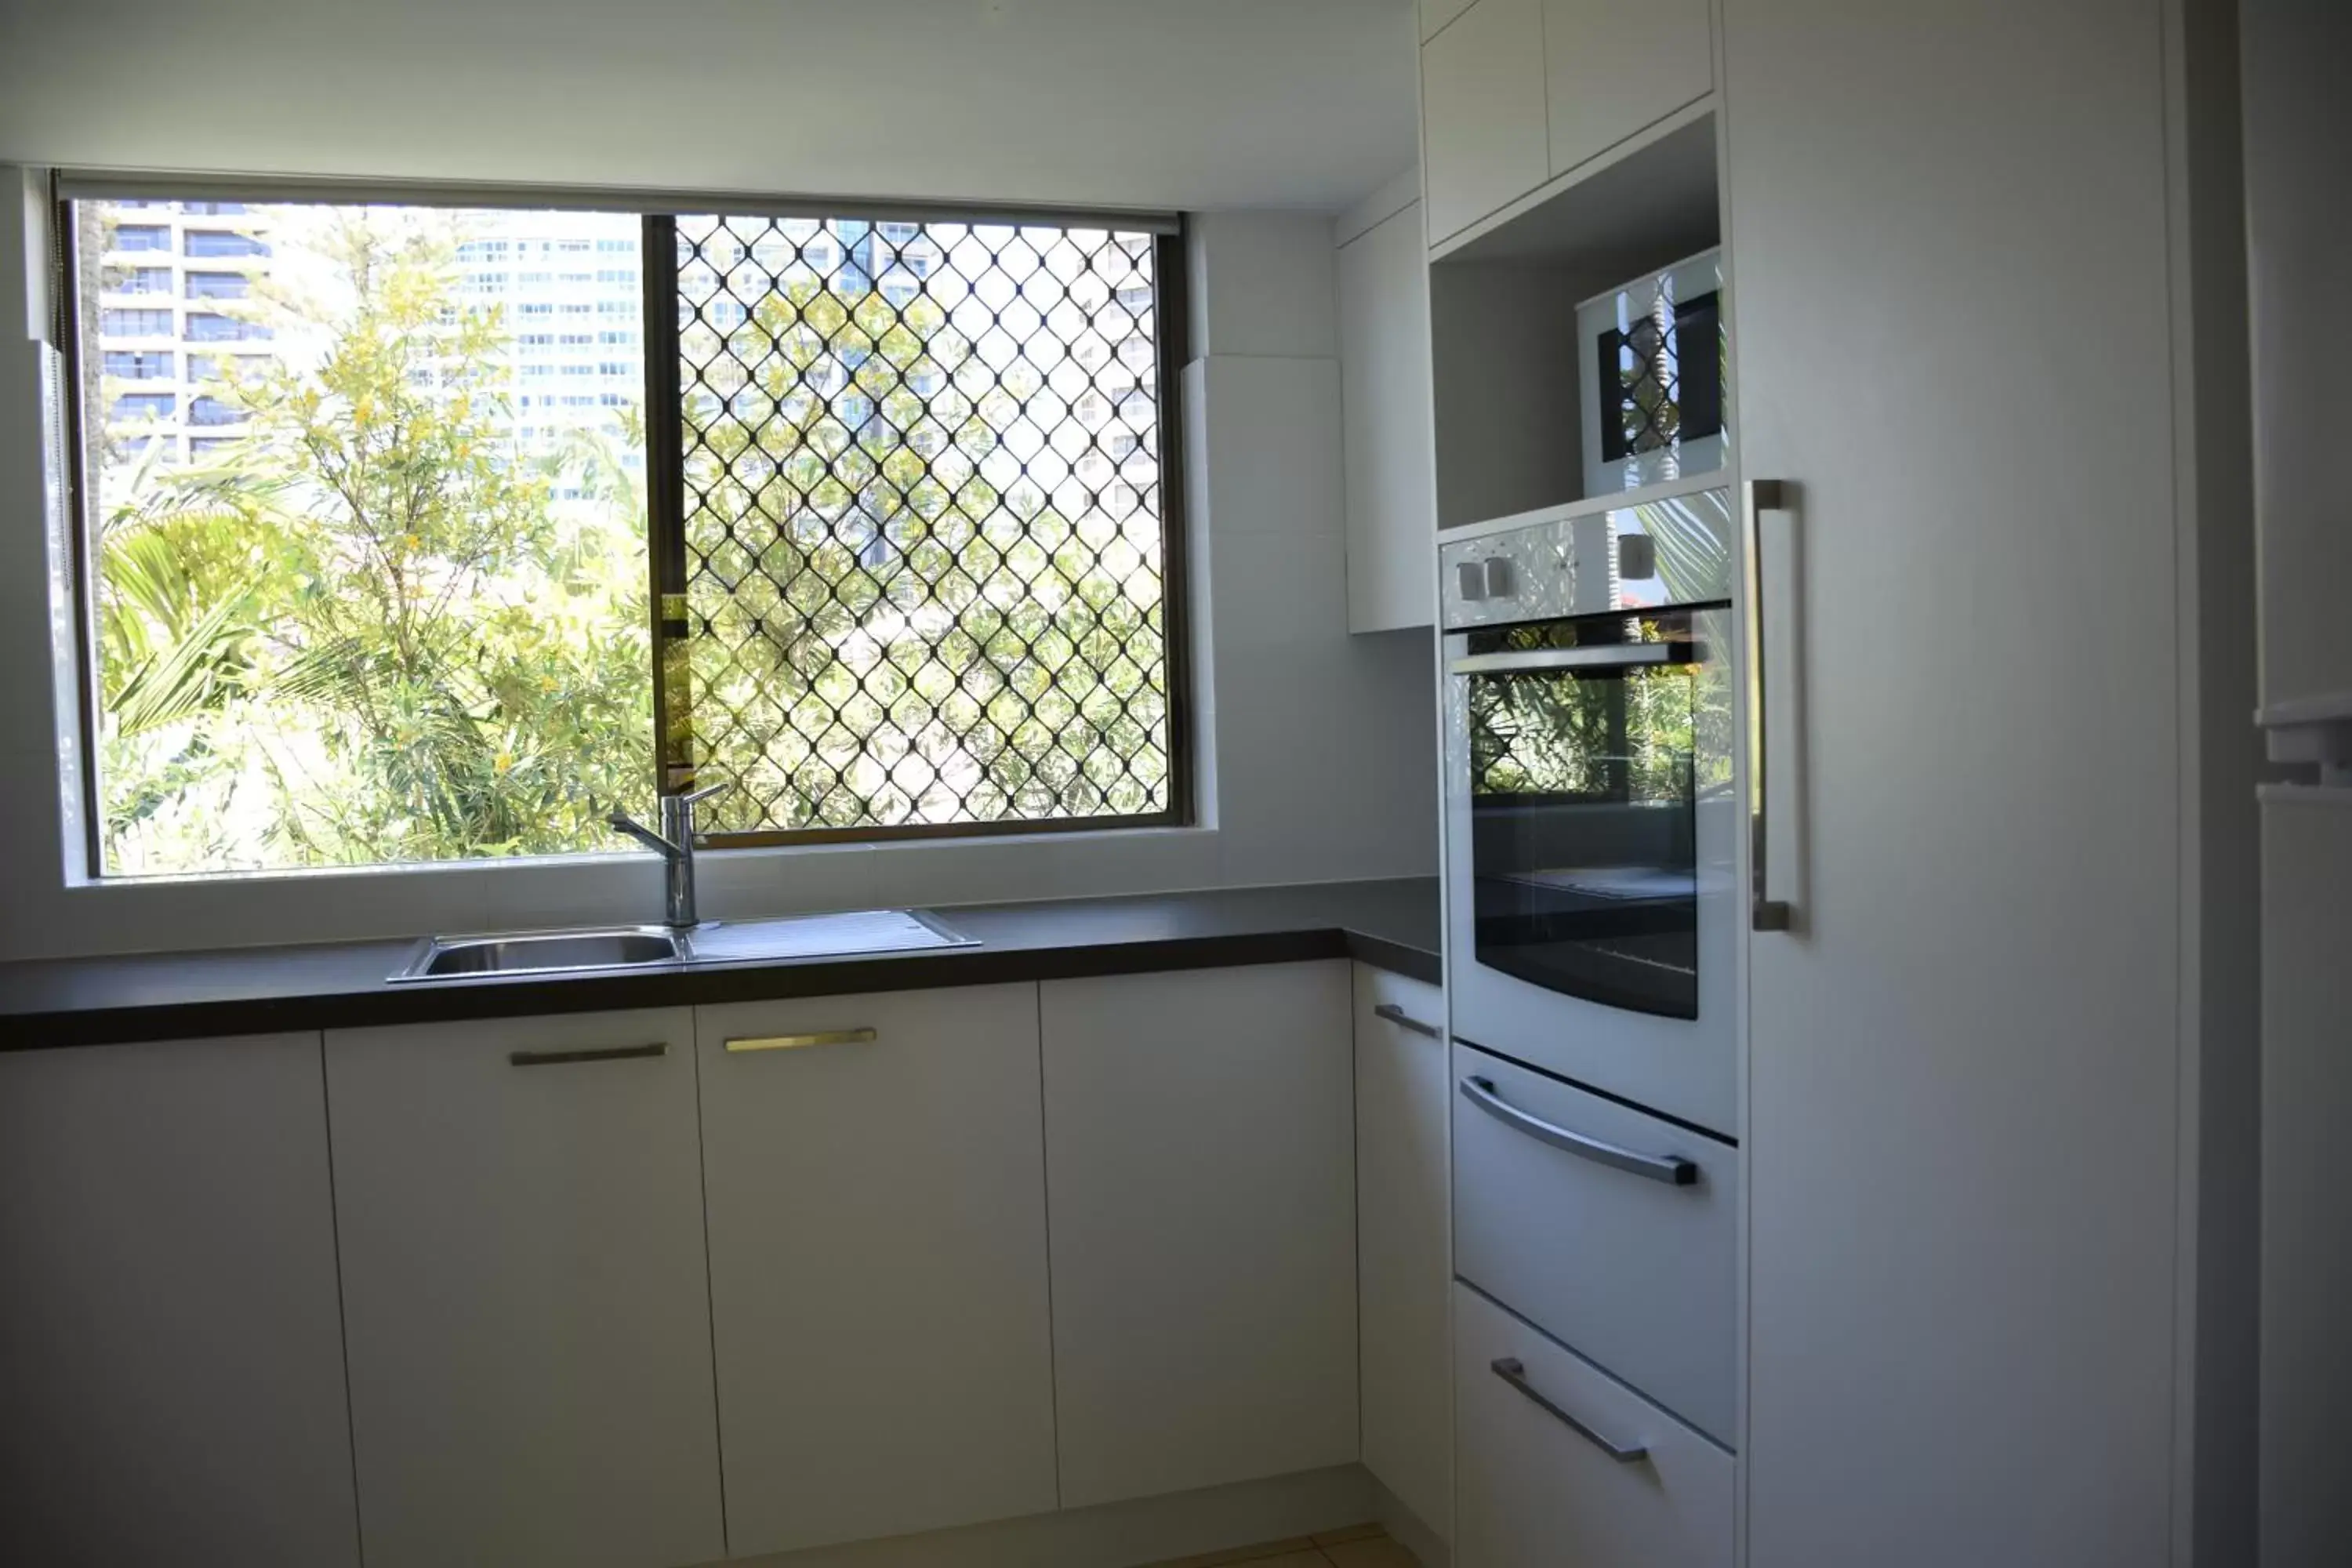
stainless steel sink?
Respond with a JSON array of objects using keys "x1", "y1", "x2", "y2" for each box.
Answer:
[
  {"x1": 389, "y1": 909, "x2": 977, "y2": 982},
  {"x1": 391, "y1": 926, "x2": 686, "y2": 982}
]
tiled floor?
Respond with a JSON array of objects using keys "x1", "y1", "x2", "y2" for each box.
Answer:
[{"x1": 1145, "y1": 1523, "x2": 1420, "y2": 1568}]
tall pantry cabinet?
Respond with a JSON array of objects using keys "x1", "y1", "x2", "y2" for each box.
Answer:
[{"x1": 1723, "y1": 2, "x2": 2251, "y2": 1563}]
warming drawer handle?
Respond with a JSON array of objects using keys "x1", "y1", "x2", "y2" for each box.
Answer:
[
  {"x1": 725, "y1": 1027, "x2": 879, "y2": 1054},
  {"x1": 1372, "y1": 1003, "x2": 1443, "y2": 1039},
  {"x1": 1459, "y1": 1076, "x2": 1697, "y2": 1186},
  {"x1": 1490, "y1": 1357, "x2": 1650, "y2": 1464},
  {"x1": 509, "y1": 1042, "x2": 669, "y2": 1068}
]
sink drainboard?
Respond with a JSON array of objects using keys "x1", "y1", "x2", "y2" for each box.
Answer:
[{"x1": 682, "y1": 909, "x2": 975, "y2": 964}]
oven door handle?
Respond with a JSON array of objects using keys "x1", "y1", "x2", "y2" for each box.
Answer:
[{"x1": 1448, "y1": 644, "x2": 1689, "y2": 677}]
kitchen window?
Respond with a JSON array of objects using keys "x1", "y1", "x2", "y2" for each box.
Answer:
[{"x1": 63, "y1": 191, "x2": 1187, "y2": 877}]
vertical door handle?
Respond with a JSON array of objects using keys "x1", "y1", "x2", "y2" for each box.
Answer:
[{"x1": 1744, "y1": 478, "x2": 1796, "y2": 932}]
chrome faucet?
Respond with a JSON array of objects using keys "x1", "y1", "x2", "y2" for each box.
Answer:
[{"x1": 606, "y1": 780, "x2": 728, "y2": 929}]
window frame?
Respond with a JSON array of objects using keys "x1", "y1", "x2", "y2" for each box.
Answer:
[{"x1": 55, "y1": 178, "x2": 1194, "y2": 881}]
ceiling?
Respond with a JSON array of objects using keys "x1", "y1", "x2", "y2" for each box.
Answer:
[{"x1": 0, "y1": 0, "x2": 1422, "y2": 213}]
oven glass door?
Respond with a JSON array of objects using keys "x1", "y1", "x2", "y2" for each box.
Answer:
[{"x1": 1460, "y1": 610, "x2": 1730, "y2": 1020}]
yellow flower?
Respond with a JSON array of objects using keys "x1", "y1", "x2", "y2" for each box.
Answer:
[{"x1": 494, "y1": 751, "x2": 514, "y2": 774}]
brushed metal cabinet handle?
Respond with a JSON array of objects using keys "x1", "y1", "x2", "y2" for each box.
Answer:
[
  {"x1": 1372, "y1": 1003, "x2": 1443, "y2": 1039},
  {"x1": 1459, "y1": 1076, "x2": 1697, "y2": 1186},
  {"x1": 1744, "y1": 477, "x2": 1795, "y2": 932},
  {"x1": 1490, "y1": 1357, "x2": 1650, "y2": 1463},
  {"x1": 725, "y1": 1027, "x2": 879, "y2": 1054},
  {"x1": 509, "y1": 1042, "x2": 669, "y2": 1067}
]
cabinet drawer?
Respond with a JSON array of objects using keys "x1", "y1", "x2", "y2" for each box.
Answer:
[
  {"x1": 1421, "y1": 0, "x2": 1551, "y2": 244},
  {"x1": 1455, "y1": 1283, "x2": 1731, "y2": 1568},
  {"x1": 1453, "y1": 1043, "x2": 1735, "y2": 1440}
]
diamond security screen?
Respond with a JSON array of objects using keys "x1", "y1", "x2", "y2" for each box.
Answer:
[
  {"x1": 667, "y1": 214, "x2": 1181, "y2": 841},
  {"x1": 1598, "y1": 288, "x2": 1723, "y2": 465}
]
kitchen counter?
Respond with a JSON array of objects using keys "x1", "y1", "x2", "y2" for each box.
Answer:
[{"x1": 0, "y1": 878, "x2": 1439, "y2": 1049}]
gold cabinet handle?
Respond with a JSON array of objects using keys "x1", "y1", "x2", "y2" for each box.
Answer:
[{"x1": 724, "y1": 1027, "x2": 877, "y2": 1054}]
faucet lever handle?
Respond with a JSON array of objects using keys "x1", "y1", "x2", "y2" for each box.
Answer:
[
  {"x1": 677, "y1": 779, "x2": 730, "y2": 808},
  {"x1": 602, "y1": 804, "x2": 679, "y2": 856}
]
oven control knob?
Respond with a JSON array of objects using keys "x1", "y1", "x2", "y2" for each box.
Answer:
[
  {"x1": 1455, "y1": 559, "x2": 1489, "y2": 601},
  {"x1": 1483, "y1": 557, "x2": 1514, "y2": 598}
]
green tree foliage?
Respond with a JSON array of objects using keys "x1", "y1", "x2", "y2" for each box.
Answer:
[{"x1": 97, "y1": 212, "x2": 651, "y2": 873}]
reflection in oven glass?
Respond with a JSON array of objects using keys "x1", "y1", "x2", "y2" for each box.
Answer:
[{"x1": 1466, "y1": 613, "x2": 1731, "y2": 1020}]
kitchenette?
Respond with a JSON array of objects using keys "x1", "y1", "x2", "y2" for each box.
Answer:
[{"x1": 0, "y1": 2, "x2": 2296, "y2": 1566}]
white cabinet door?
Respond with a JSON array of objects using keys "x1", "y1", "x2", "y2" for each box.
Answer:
[
  {"x1": 1454, "y1": 1283, "x2": 1731, "y2": 1568},
  {"x1": 697, "y1": 985, "x2": 1058, "y2": 1556},
  {"x1": 0, "y1": 1035, "x2": 358, "y2": 1567},
  {"x1": 1421, "y1": 0, "x2": 1551, "y2": 245},
  {"x1": 1338, "y1": 201, "x2": 1437, "y2": 633},
  {"x1": 325, "y1": 1011, "x2": 723, "y2": 1568},
  {"x1": 1541, "y1": 0, "x2": 1712, "y2": 177},
  {"x1": 1726, "y1": 3, "x2": 2184, "y2": 1563},
  {"x1": 1354, "y1": 966, "x2": 1452, "y2": 1539},
  {"x1": 1041, "y1": 960, "x2": 1358, "y2": 1508}
]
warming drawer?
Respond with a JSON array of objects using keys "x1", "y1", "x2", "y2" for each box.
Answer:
[{"x1": 1452, "y1": 1040, "x2": 1737, "y2": 1442}]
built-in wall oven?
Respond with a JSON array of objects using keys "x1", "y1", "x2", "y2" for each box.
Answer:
[{"x1": 1443, "y1": 486, "x2": 1738, "y2": 1136}]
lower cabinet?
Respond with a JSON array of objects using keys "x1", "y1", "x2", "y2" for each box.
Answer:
[
  {"x1": 696, "y1": 985, "x2": 1058, "y2": 1555},
  {"x1": 1454, "y1": 1283, "x2": 1732, "y2": 1568},
  {"x1": 325, "y1": 1010, "x2": 724, "y2": 1568},
  {"x1": 1041, "y1": 960, "x2": 1359, "y2": 1508},
  {"x1": 0, "y1": 1034, "x2": 359, "y2": 1567},
  {"x1": 1353, "y1": 965, "x2": 1453, "y2": 1537}
]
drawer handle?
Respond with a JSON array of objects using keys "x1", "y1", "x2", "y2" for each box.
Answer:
[
  {"x1": 1460, "y1": 1076, "x2": 1697, "y2": 1186},
  {"x1": 725, "y1": 1027, "x2": 878, "y2": 1054},
  {"x1": 509, "y1": 1043, "x2": 668, "y2": 1068},
  {"x1": 1490, "y1": 1357, "x2": 1650, "y2": 1464},
  {"x1": 1373, "y1": 1003, "x2": 1443, "y2": 1039}
]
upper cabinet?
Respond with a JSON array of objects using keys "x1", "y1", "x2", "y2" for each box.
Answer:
[
  {"x1": 0, "y1": 1035, "x2": 359, "y2": 1567},
  {"x1": 1337, "y1": 182, "x2": 1437, "y2": 632},
  {"x1": 1542, "y1": 0, "x2": 1713, "y2": 177},
  {"x1": 1423, "y1": 0, "x2": 1716, "y2": 250},
  {"x1": 325, "y1": 1011, "x2": 724, "y2": 1568},
  {"x1": 1421, "y1": 0, "x2": 1551, "y2": 246}
]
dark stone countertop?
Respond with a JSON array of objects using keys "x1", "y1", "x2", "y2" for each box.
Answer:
[{"x1": 0, "y1": 878, "x2": 1439, "y2": 1049}]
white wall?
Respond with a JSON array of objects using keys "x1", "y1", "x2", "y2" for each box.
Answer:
[{"x1": 0, "y1": 187, "x2": 1436, "y2": 960}]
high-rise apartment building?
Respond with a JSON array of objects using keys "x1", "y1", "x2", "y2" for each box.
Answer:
[
  {"x1": 87, "y1": 200, "x2": 276, "y2": 469},
  {"x1": 86, "y1": 202, "x2": 1155, "y2": 530}
]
